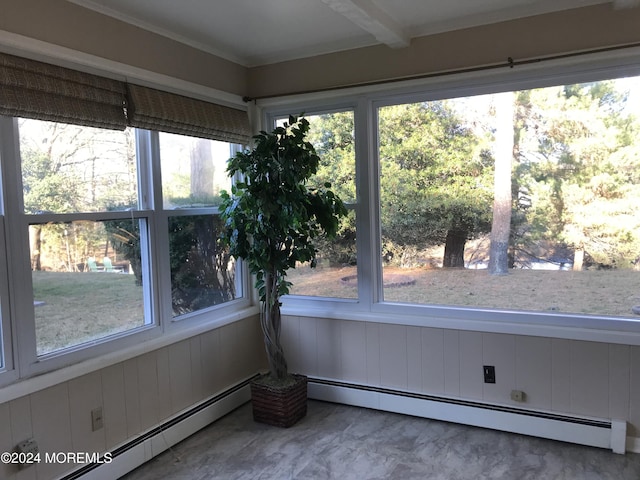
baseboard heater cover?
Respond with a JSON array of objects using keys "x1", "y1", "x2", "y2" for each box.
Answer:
[
  {"x1": 59, "y1": 376, "x2": 257, "y2": 480},
  {"x1": 307, "y1": 378, "x2": 628, "y2": 454}
]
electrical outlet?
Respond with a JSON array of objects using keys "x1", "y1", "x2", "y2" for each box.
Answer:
[
  {"x1": 483, "y1": 365, "x2": 496, "y2": 383},
  {"x1": 510, "y1": 389, "x2": 526, "y2": 402},
  {"x1": 16, "y1": 438, "x2": 39, "y2": 469},
  {"x1": 91, "y1": 407, "x2": 104, "y2": 431},
  {"x1": 16, "y1": 438, "x2": 38, "y2": 456}
]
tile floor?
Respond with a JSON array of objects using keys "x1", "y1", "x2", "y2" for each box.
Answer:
[{"x1": 122, "y1": 400, "x2": 640, "y2": 479}]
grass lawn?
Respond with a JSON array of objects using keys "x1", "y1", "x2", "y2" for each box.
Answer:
[
  {"x1": 288, "y1": 265, "x2": 640, "y2": 317},
  {"x1": 33, "y1": 271, "x2": 145, "y2": 355},
  {"x1": 31, "y1": 266, "x2": 640, "y2": 356}
]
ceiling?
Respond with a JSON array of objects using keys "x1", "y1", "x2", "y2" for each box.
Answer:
[{"x1": 67, "y1": 0, "x2": 633, "y2": 67}]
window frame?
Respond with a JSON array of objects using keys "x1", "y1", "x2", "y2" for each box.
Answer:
[
  {"x1": 0, "y1": 117, "x2": 251, "y2": 385},
  {"x1": 263, "y1": 48, "x2": 640, "y2": 346}
]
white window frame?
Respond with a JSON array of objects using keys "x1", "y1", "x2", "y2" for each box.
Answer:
[
  {"x1": 0, "y1": 118, "x2": 252, "y2": 386},
  {"x1": 263, "y1": 47, "x2": 640, "y2": 346}
]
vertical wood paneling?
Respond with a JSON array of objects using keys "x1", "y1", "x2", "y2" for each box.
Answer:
[
  {"x1": 379, "y1": 324, "x2": 407, "y2": 389},
  {"x1": 482, "y1": 333, "x2": 516, "y2": 404},
  {"x1": 421, "y1": 327, "x2": 445, "y2": 395},
  {"x1": 340, "y1": 320, "x2": 367, "y2": 384},
  {"x1": 459, "y1": 331, "x2": 483, "y2": 400},
  {"x1": 551, "y1": 338, "x2": 572, "y2": 412},
  {"x1": 68, "y1": 372, "x2": 106, "y2": 454},
  {"x1": 155, "y1": 347, "x2": 173, "y2": 420},
  {"x1": 570, "y1": 341, "x2": 609, "y2": 417},
  {"x1": 317, "y1": 318, "x2": 342, "y2": 378},
  {"x1": 407, "y1": 326, "x2": 422, "y2": 392},
  {"x1": 169, "y1": 340, "x2": 194, "y2": 413},
  {"x1": 236, "y1": 315, "x2": 264, "y2": 378},
  {"x1": 609, "y1": 344, "x2": 630, "y2": 421},
  {"x1": 628, "y1": 346, "x2": 640, "y2": 437},
  {"x1": 9, "y1": 396, "x2": 35, "y2": 480},
  {"x1": 218, "y1": 323, "x2": 238, "y2": 386},
  {"x1": 31, "y1": 384, "x2": 72, "y2": 480},
  {"x1": 298, "y1": 317, "x2": 319, "y2": 376},
  {"x1": 123, "y1": 358, "x2": 142, "y2": 437},
  {"x1": 281, "y1": 316, "x2": 301, "y2": 373},
  {"x1": 366, "y1": 323, "x2": 381, "y2": 386},
  {"x1": 0, "y1": 401, "x2": 14, "y2": 480},
  {"x1": 200, "y1": 329, "x2": 221, "y2": 397},
  {"x1": 515, "y1": 336, "x2": 552, "y2": 410},
  {"x1": 137, "y1": 352, "x2": 160, "y2": 431},
  {"x1": 101, "y1": 363, "x2": 128, "y2": 449},
  {"x1": 189, "y1": 337, "x2": 204, "y2": 402},
  {"x1": 443, "y1": 330, "x2": 460, "y2": 397}
]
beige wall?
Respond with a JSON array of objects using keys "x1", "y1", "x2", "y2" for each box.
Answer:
[
  {"x1": 247, "y1": 4, "x2": 640, "y2": 98},
  {"x1": 0, "y1": 0, "x2": 248, "y2": 96},
  {"x1": 0, "y1": 316, "x2": 266, "y2": 480},
  {"x1": 281, "y1": 316, "x2": 640, "y2": 438}
]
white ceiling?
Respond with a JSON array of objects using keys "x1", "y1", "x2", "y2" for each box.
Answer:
[{"x1": 67, "y1": 0, "x2": 631, "y2": 67}]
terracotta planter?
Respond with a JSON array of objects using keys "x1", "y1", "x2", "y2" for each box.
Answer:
[{"x1": 250, "y1": 374, "x2": 308, "y2": 428}]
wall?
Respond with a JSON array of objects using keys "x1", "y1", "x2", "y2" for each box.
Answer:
[
  {"x1": 0, "y1": 0, "x2": 248, "y2": 96},
  {"x1": 281, "y1": 315, "x2": 640, "y2": 440},
  {"x1": 247, "y1": 4, "x2": 640, "y2": 98},
  {"x1": 0, "y1": 315, "x2": 266, "y2": 480}
]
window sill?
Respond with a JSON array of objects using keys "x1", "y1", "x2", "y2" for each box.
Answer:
[
  {"x1": 0, "y1": 305, "x2": 259, "y2": 404},
  {"x1": 281, "y1": 299, "x2": 640, "y2": 346}
]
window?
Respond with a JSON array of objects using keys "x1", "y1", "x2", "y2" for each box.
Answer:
[
  {"x1": 274, "y1": 111, "x2": 358, "y2": 300},
  {"x1": 378, "y1": 78, "x2": 640, "y2": 319},
  {"x1": 266, "y1": 60, "x2": 640, "y2": 339},
  {"x1": 0, "y1": 52, "x2": 251, "y2": 383},
  {"x1": 16, "y1": 120, "x2": 151, "y2": 356},
  {"x1": 159, "y1": 132, "x2": 240, "y2": 317}
]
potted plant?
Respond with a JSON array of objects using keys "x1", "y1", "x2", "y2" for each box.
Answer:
[{"x1": 220, "y1": 115, "x2": 347, "y2": 427}]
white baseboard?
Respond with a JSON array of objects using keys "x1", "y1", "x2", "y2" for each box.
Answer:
[
  {"x1": 307, "y1": 378, "x2": 630, "y2": 454},
  {"x1": 627, "y1": 435, "x2": 640, "y2": 453},
  {"x1": 58, "y1": 375, "x2": 639, "y2": 479}
]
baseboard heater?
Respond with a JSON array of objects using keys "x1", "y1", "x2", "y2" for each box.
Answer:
[
  {"x1": 59, "y1": 375, "x2": 257, "y2": 480},
  {"x1": 307, "y1": 377, "x2": 628, "y2": 454}
]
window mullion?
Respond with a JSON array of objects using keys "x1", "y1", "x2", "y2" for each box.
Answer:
[
  {"x1": 0, "y1": 117, "x2": 37, "y2": 378},
  {"x1": 136, "y1": 129, "x2": 167, "y2": 329}
]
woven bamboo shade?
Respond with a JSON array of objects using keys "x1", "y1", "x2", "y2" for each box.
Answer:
[
  {"x1": 0, "y1": 52, "x2": 128, "y2": 129},
  {"x1": 127, "y1": 84, "x2": 251, "y2": 144}
]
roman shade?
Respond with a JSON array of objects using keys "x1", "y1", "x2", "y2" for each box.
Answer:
[
  {"x1": 0, "y1": 53, "x2": 251, "y2": 144},
  {"x1": 0, "y1": 52, "x2": 128, "y2": 129},
  {"x1": 127, "y1": 84, "x2": 251, "y2": 144}
]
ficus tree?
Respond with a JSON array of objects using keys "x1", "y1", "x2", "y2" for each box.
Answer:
[{"x1": 220, "y1": 115, "x2": 347, "y2": 381}]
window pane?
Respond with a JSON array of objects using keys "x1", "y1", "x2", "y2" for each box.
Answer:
[
  {"x1": 31, "y1": 219, "x2": 147, "y2": 355},
  {"x1": 159, "y1": 133, "x2": 232, "y2": 209},
  {"x1": 169, "y1": 215, "x2": 238, "y2": 317},
  {"x1": 379, "y1": 77, "x2": 640, "y2": 318},
  {"x1": 19, "y1": 119, "x2": 138, "y2": 213},
  {"x1": 287, "y1": 210, "x2": 357, "y2": 299},
  {"x1": 277, "y1": 111, "x2": 358, "y2": 299}
]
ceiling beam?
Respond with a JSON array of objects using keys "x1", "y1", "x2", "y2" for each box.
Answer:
[{"x1": 321, "y1": 0, "x2": 410, "y2": 48}]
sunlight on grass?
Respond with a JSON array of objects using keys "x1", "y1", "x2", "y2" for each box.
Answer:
[
  {"x1": 288, "y1": 267, "x2": 640, "y2": 317},
  {"x1": 33, "y1": 271, "x2": 145, "y2": 355}
]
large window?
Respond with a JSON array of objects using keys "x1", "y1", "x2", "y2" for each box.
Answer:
[
  {"x1": 276, "y1": 111, "x2": 358, "y2": 300},
  {"x1": 18, "y1": 120, "x2": 151, "y2": 356},
  {"x1": 159, "y1": 133, "x2": 240, "y2": 317},
  {"x1": 378, "y1": 79, "x2": 640, "y2": 319},
  {"x1": 267, "y1": 65, "x2": 640, "y2": 337},
  {"x1": 0, "y1": 116, "x2": 245, "y2": 380}
]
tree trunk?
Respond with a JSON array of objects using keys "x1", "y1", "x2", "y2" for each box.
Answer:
[
  {"x1": 261, "y1": 271, "x2": 288, "y2": 379},
  {"x1": 443, "y1": 230, "x2": 467, "y2": 268},
  {"x1": 31, "y1": 226, "x2": 42, "y2": 271},
  {"x1": 573, "y1": 248, "x2": 584, "y2": 271},
  {"x1": 190, "y1": 138, "x2": 214, "y2": 198},
  {"x1": 489, "y1": 91, "x2": 515, "y2": 275}
]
